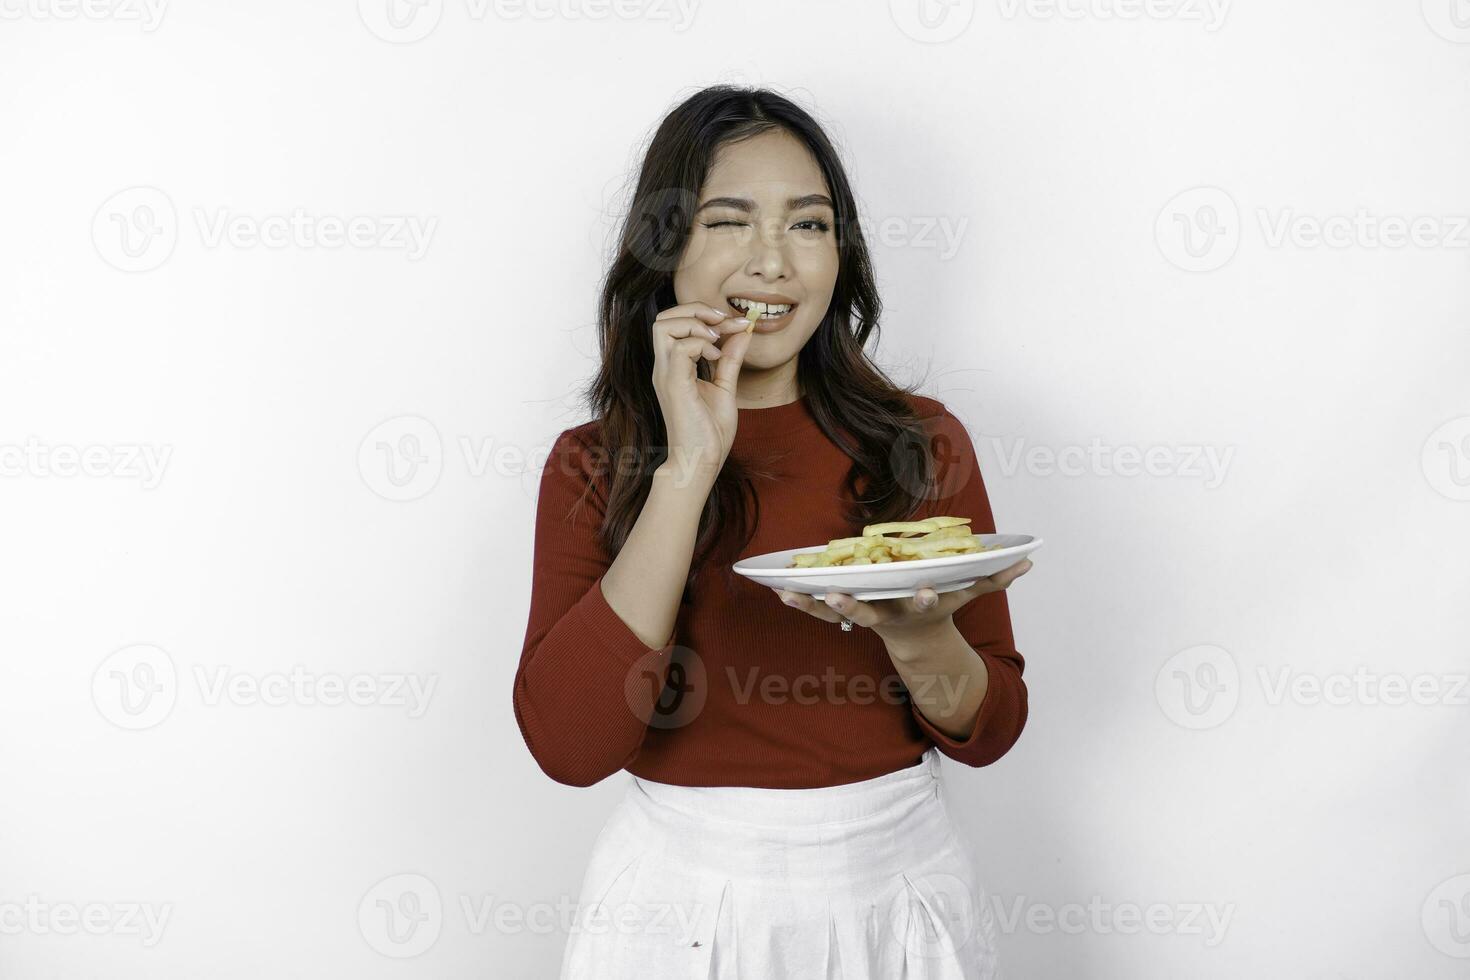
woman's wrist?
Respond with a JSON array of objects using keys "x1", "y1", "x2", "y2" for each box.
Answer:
[
  {"x1": 875, "y1": 615, "x2": 960, "y2": 663},
  {"x1": 654, "y1": 453, "x2": 722, "y2": 491}
]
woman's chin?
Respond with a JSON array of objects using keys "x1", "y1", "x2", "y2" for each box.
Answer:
[
  {"x1": 736, "y1": 344, "x2": 782, "y2": 370},
  {"x1": 739, "y1": 328, "x2": 809, "y2": 367}
]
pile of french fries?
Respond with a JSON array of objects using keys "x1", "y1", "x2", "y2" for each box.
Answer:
[{"x1": 787, "y1": 516, "x2": 996, "y2": 568}]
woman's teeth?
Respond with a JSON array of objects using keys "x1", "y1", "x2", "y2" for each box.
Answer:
[{"x1": 730, "y1": 298, "x2": 793, "y2": 316}]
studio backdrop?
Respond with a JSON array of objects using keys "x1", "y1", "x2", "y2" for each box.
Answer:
[{"x1": 1, "y1": 1, "x2": 1466, "y2": 978}]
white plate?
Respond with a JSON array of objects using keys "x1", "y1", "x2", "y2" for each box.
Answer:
[{"x1": 732, "y1": 534, "x2": 1043, "y2": 600}]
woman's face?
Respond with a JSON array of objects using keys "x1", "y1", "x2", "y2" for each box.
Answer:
[{"x1": 673, "y1": 128, "x2": 839, "y2": 372}]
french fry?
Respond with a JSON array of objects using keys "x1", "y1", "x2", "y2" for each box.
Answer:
[
  {"x1": 861, "y1": 516, "x2": 970, "y2": 537},
  {"x1": 785, "y1": 516, "x2": 996, "y2": 568},
  {"x1": 744, "y1": 301, "x2": 766, "y2": 333},
  {"x1": 891, "y1": 534, "x2": 983, "y2": 558},
  {"x1": 916, "y1": 525, "x2": 971, "y2": 541}
]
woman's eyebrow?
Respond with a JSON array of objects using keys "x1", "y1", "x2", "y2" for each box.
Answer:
[{"x1": 695, "y1": 194, "x2": 835, "y2": 214}]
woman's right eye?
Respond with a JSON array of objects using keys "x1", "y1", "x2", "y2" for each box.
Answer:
[{"x1": 702, "y1": 221, "x2": 746, "y2": 229}]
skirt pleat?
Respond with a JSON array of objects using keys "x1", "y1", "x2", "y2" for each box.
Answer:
[
  {"x1": 703, "y1": 876, "x2": 733, "y2": 979},
  {"x1": 823, "y1": 901, "x2": 842, "y2": 980},
  {"x1": 559, "y1": 749, "x2": 1001, "y2": 979}
]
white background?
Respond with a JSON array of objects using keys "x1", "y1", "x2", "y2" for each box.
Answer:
[{"x1": 2, "y1": 0, "x2": 1468, "y2": 977}]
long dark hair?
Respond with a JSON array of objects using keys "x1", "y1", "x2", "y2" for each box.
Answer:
[{"x1": 581, "y1": 84, "x2": 941, "y2": 596}]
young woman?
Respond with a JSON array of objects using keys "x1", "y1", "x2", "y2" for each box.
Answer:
[{"x1": 513, "y1": 85, "x2": 1033, "y2": 979}]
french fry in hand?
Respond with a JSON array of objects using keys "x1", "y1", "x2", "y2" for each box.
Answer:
[{"x1": 744, "y1": 301, "x2": 766, "y2": 333}]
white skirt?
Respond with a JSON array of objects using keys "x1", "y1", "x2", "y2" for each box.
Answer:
[{"x1": 559, "y1": 748, "x2": 1002, "y2": 979}]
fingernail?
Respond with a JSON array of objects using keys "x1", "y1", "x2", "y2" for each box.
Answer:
[
  {"x1": 705, "y1": 327, "x2": 720, "y2": 339},
  {"x1": 733, "y1": 317, "x2": 751, "y2": 326},
  {"x1": 918, "y1": 596, "x2": 935, "y2": 609},
  {"x1": 712, "y1": 309, "x2": 728, "y2": 318},
  {"x1": 784, "y1": 597, "x2": 800, "y2": 607}
]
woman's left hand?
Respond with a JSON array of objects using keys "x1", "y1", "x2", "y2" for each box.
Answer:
[{"x1": 771, "y1": 559, "x2": 1033, "y2": 639}]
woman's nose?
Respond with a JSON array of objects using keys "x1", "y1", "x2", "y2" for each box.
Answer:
[{"x1": 745, "y1": 220, "x2": 791, "y2": 273}]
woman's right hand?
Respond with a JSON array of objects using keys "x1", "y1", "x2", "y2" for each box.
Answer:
[{"x1": 651, "y1": 302, "x2": 755, "y2": 479}]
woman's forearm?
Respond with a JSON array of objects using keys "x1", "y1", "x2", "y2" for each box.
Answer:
[
  {"x1": 882, "y1": 618, "x2": 990, "y2": 740},
  {"x1": 598, "y1": 461, "x2": 718, "y2": 650}
]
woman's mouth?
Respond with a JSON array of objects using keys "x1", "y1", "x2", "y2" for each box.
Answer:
[{"x1": 728, "y1": 297, "x2": 797, "y2": 333}]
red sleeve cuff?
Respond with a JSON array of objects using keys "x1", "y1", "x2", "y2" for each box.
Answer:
[
  {"x1": 910, "y1": 647, "x2": 992, "y2": 748},
  {"x1": 514, "y1": 576, "x2": 675, "y2": 786},
  {"x1": 570, "y1": 575, "x2": 675, "y2": 667},
  {"x1": 909, "y1": 647, "x2": 1025, "y2": 765}
]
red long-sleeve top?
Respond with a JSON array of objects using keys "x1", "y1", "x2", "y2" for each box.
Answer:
[{"x1": 512, "y1": 392, "x2": 1028, "y2": 788}]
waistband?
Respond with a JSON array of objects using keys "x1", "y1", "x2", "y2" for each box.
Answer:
[{"x1": 628, "y1": 748, "x2": 940, "y2": 829}]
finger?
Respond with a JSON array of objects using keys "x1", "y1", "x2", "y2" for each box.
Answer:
[
  {"x1": 928, "y1": 581, "x2": 988, "y2": 616},
  {"x1": 987, "y1": 564, "x2": 1034, "y2": 587},
  {"x1": 949, "y1": 559, "x2": 1034, "y2": 601},
  {"x1": 899, "y1": 580, "x2": 991, "y2": 620},
  {"x1": 774, "y1": 588, "x2": 845, "y2": 623},
  {"x1": 666, "y1": 336, "x2": 720, "y2": 365},
  {"x1": 822, "y1": 592, "x2": 881, "y2": 629},
  {"x1": 909, "y1": 587, "x2": 940, "y2": 613},
  {"x1": 712, "y1": 326, "x2": 753, "y2": 394},
  {"x1": 709, "y1": 314, "x2": 754, "y2": 335},
  {"x1": 652, "y1": 320, "x2": 716, "y2": 375},
  {"x1": 655, "y1": 303, "x2": 729, "y2": 325},
  {"x1": 986, "y1": 558, "x2": 1033, "y2": 590},
  {"x1": 656, "y1": 317, "x2": 725, "y2": 343}
]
